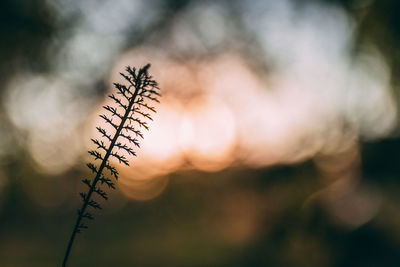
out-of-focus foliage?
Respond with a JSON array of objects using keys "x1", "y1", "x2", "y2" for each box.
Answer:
[{"x1": 1, "y1": 0, "x2": 400, "y2": 266}]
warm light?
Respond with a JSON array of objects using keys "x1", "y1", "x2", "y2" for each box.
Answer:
[
  {"x1": 179, "y1": 95, "x2": 236, "y2": 172},
  {"x1": 118, "y1": 175, "x2": 169, "y2": 201},
  {"x1": 3, "y1": 0, "x2": 396, "y2": 207}
]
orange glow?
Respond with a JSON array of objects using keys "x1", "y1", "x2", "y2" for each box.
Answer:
[
  {"x1": 179, "y1": 95, "x2": 236, "y2": 172},
  {"x1": 13, "y1": 25, "x2": 390, "y2": 200},
  {"x1": 118, "y1": 174, "x2": 169, "y2": 201},
  {"x1": 114, "y1": 98, "x2": 184, "y2": 200},
  {"x1": 96, "y1": 43, "x2": 396, "y2": 200},
  {"x1": 2, "y1": 0, "x2": 396, "y2": 207},
  {"x1": 137, "y1": 97, "x2": 184, "y2": 165},
  {"x1": 85, "y1": 90, "x2": 182, "y2": 200}
]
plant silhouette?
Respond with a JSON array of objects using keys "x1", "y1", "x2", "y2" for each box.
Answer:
[{"x1": 62, "y1": 64, "x2": 160, "y2": 267}]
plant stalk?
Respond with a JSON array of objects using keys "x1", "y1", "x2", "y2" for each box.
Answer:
[{"x1": 62, "y1": 83, "x2": 141, "y2": 267}]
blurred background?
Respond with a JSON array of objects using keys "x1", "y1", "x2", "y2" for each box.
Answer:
[{"x1": 1, "y1": 0, "x2": 400, "y2": 266}]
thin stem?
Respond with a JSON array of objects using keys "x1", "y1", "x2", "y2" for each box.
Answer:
[{"x1": 62, "y1": 81, "x2": 141, "y2": 267}]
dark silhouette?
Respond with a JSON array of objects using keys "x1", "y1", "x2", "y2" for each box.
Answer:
[{"x1": 62, "y1": 64, "x2": 160, "y2": 266}]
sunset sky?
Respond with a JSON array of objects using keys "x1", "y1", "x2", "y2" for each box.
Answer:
[{"x1": 1, "y1": 0, "x2": 400, "y2": 266}]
